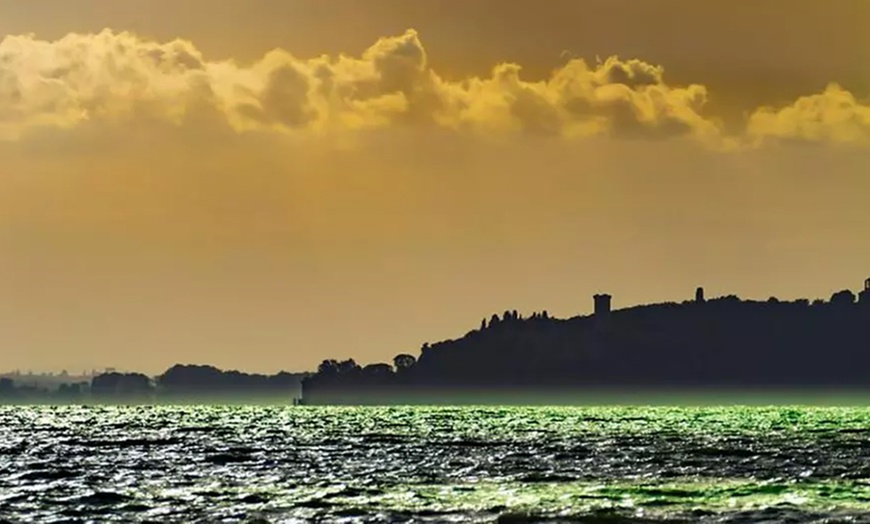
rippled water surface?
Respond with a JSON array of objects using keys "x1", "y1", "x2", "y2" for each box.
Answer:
[{"x1": 1, "y1": 405, "x2": 869, "y2": 522}]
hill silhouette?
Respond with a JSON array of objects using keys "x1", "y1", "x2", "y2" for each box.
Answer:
[
  {"x1": 0, "y1": 365, "x2": 308, "y2": 404},
  {"x1": 301, "y1": 280, "x2": 870, "y2": 404}
]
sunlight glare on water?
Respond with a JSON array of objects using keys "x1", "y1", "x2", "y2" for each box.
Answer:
[{"x1": 0, "y1": 405, "x2": 868, "y2": 522}]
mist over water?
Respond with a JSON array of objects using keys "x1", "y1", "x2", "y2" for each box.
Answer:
[{"x1": 1, "y1": 405, "x2": 868, "y2": 522}]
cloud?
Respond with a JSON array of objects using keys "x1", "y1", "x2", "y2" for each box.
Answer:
[
  {"x1": 746, "y1": 84, "x2": 870, "y2": 146},
  {"x1": 2, "y1": 28, "x2": 869, "y2": 148},
  {"x1": 0, "y1": 28, "x2": 726, "y2": 144},
  {"x1": 0, "y1": 30, "x2": 218, "y2": 139}
]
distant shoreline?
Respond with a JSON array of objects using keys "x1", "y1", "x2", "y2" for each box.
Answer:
[
  {"x1": 4, "y1": 283, "x2": 869, "y2": 407},
  {"x1": 0, "y1": 393, "x2": 302, "y2": 406},
  {"x1": 296, "y1": 386, "x2": 870, "y2": 406},
  {"x1": 4, "y1": 387, "x2": 868, "y2": 407}
]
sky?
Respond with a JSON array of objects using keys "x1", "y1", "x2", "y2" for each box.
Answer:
[{"x1": 1, "y1": 0, "x2": 869, "y2": 374}]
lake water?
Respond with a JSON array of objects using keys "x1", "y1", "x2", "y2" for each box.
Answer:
[{"x1": 1, "y1": 405, "x2": 868, "y2": 522}]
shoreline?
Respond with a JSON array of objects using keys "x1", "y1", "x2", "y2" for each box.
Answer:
[
  {"x1": 4, "y1": 388, "x2": 869, "y2": 407},
  {"x1": 297, "y1": 386, "x2": 870, "y2": 406}
]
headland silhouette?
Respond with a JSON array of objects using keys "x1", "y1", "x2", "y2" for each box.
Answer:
[{"x1": 300, "y1": 279, "x2": 870, "y2": 404}]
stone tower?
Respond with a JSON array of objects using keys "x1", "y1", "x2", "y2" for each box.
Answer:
[
  {"x1": 695, "y1": 287, "x2": 705, "y2": 303},
  {"x1": 594, "y1": 294, "x2": 612, "y2": 317},
  {"x1": 590, "y1": 294, "x2": 612, "y2": 358}
]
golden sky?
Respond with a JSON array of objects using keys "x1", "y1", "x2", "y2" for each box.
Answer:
[{"x1": 1, "y1": 1, "x2": 869, "y2": 374}]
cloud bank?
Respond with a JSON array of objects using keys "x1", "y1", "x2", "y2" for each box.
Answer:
[{"x1": 1, "y1": 29, "x2": 869, "y2": 148}]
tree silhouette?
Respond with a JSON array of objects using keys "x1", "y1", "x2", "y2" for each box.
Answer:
[
  {"x1": 362, "y1": 363, "x2": 393, "y2": 381},
  {"x1": 337, "y1": 359, "x2": 360, "y2": 375},
  {"x1": 830, "y1": 289, "x2": 856, "y2": 306},
  {"x1": 317, "y1": 359, "x2": 340, "y2": 376},
  {"x1": 91, "y1": 372, "x2": 152, "y2": 397},
  {"x1": 393, "y1": 354, "x2": 417, "y2": 371}
]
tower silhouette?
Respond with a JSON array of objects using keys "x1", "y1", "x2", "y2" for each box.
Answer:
[{"x1": 593, "y1": 294, "x2": 612, "y2": 317}]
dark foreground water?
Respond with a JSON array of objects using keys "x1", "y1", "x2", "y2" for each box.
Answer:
[{"x1": 1, "y1": 405, "x2": 868, "y2": 523}]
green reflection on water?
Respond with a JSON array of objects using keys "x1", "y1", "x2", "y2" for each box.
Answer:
[
  {"x1": 4, "y1": 404, "x2": 869, "y2": 521},
  {"x1": 254, "y1": 478, "x2": 870, "y2": 520}
]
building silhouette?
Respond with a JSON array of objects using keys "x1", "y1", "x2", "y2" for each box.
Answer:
[
  {"x1": 696, "y1": 287, "x2": 705, "y2": 303},
  {"x1": 592, "y1": 293, "x2": 612, "y2": 341},
  {"x1": 593, "y1": 294, "x2": 612, "y2": 317}
]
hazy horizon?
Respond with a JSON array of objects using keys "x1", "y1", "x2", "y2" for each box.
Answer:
[
  {"x1": 2, "y1": 1, "x2": 869, "y2": 375},
  {"x1": 3, "y1": 283, "x2": 868, "y2": 376}
]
